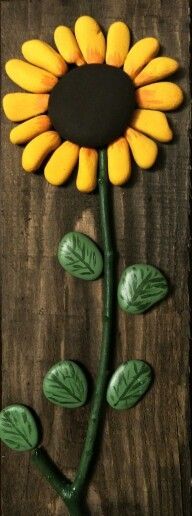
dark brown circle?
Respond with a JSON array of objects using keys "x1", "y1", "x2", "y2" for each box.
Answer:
[{"x1": 48, "y1": 64, "x2": 135, "y2": 148}]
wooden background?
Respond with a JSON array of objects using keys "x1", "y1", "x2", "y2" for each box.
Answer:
[{"x1": 1, "y1": 0, "x2": 191, "y2": 514}]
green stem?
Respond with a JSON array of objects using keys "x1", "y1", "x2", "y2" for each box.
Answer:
[
  {"x1": 31, "y1": 448, "x2": 83, "y2": 515},
  {"x1": 31, "y1": 447, "x2": 69, "y2": 498},
  {"x1": 73, "y1": 149, "x2": 115, "y2": 493},
  {"x1": 31, "y1": 149, "x2": 115, "y2": 515}
]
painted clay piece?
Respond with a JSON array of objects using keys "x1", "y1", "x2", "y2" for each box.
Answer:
[
  {"x1": 58, "y1": 231, "x2": 103, "y2": 280},
  {"x1": 118, "y1": 264, "x2": 168, "y2": 314},
  {"x1": 44, "y1": 141, "x2": 79, "y2": 186},
  {"x1": 76, "y1": 147, "x2": 98, "y2": 192},
  {"x1": 74, "y1": 15, "x2": 106, "y2": 64},
  {"x1": 22, "y1": 39, "x2": 67, "y2": 77},
  {"x1": 49, "y1": 64, "x2": 135, "y2": 148},
  {"x1": 106, "y1": 360, "x2": 152, "y2": 409},
  {"x1": 54, "y1": 25, "x2": 85, "y2": 66},
  {"x1": 43, "y1": 360, "x2": 88, "y2": 408},
  {"x1": 22, "y1": 130, "x2": 61, "y2": 173},
  {"x1": 107, "y1": 137, "x2": 131, "y2": 185},
  {"x1": 2, "y1": 93, "x2": 49, "y2": 122},
  {"x1": 5, "y1": 59, "x2": 58, "y2": 93},
  {"x1": 106, "y1": 21, "x2": 130, "y2": 67},
  {"x1": 9, "y1": 114, "x2": 52, "y2": 145},
  {"x1": 0, "y1": 405, "x2": 39, "y2": 451}
]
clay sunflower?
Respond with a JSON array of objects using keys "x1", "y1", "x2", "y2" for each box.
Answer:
[{"x1": 3, "y1": 15, "x2": 183, "y2": 192}]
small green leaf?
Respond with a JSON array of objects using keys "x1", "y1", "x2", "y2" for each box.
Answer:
[
  {"x1": 0, "y1": 405, "x2": 39, "y2": 451},
  {"x1": 118, "y1": 264, "x2": 168, "y2": 314},
  {"x1": 58, "y1": 231, "x2": 103, "y2": 280},
  {"x1": 43, "y1": 360, "x2": 88, "y2": 408},
  {"x1": 106, "y1": 360, "x2": 152, "y2": 410}
]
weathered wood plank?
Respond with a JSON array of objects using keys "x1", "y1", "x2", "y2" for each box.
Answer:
[{"x1": 1, "y1": 0, "x2": 191, "y2": 514}]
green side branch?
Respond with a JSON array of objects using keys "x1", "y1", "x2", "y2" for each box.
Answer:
[{"x1": 31, "y1": 149, "x2": 115, "y2": 515}]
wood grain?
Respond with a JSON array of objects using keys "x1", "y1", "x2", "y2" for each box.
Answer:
[{"x1": 1, "y1": 0, "x2": 191, "y2": 514}]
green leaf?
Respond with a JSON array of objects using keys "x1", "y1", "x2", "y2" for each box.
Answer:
[
  {"x1": 0, "y1": 405, "x2": 39, "y2": 451},
  {"x1": 43, "y1": 360, "x2": 88, "y2": 408},
  {"x1": 57, "y1": 231, "x2": 103, "y2": 280},
  {"x1": 118, "y1": 264, "x2": 168, "y2": 314},
  {"x1": 106, "y1": 360, "x2": 152, "y2": 410}
]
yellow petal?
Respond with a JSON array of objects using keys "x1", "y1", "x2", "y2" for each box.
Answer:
[
  {"x1": 125, "y1": 128, "x2": 158, "y2": 169},
  {"x1": 106, "y1": 22, "x2": 130, "y2": 67},
  {"x1": 107, "y1": 137, "x2": 131, "y2": 185},
  {"x1": 5, "y1": 59, "x2": 58, "y2": 93},
  {"x1": 76, "y1": 148, "x2": 98, "y2": 192},
  {"x1": 44, "y1": 141, "x2": 79, "y2": 186},
  {"x1": 3, "y1": 93, "x2": 49, "y2": 121},
  {"x1": 136, "y1": 82, "x2": 184, "y2": 111},
  {"x1": 22, "y1": 131, "x2": 61, "y2": 172},
  {"x1": 124, "y1": 37, "x2": 160, "y2": 79},
  {"x1": 54, "y1": 26, "x2": 85, "y2": 66},
  {"x1": 10, "y1": 115, "x2": 52, "y2": 144},
  {"x1": 74, "y1": 15, "x2": 105, "y2": 64},
  {"x1": 134, "y1": 57, "x2": 179, "y2": 87},
  {"x1": 22, "y1": 39, "x2": 67, "y2": 77},
  {"x1": 130, "y1": 109, "x2": 173, "y2": 142}
]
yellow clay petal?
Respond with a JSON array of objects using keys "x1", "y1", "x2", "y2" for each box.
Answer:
[
  {"x1": 44, "y1": 141, "x2": 79, "y2": 186},
  {"x1": 3, "y1": 93, "x2": 49, "y2": 122},
  {"x1": 76, "y1": 148, "x2": 98, "y2": 192},
  {"x1": 134, "y1": 57, "x2": 179, "y2": 87},
  {"x1": 75, "y1": 15, "x2": 105, "y2": 64},
  {"x1": 125, "y1": 128, "x2": 158, "y2": 169},
  {"x1": 130, "y1": 109, "x2": 173, "y2": 142},
  {"x1": 124, "y1": 37, "x2": 160, "y2": 79},
  {"x1": 10, "y1": 115, "x2": 52, "y2": 144},
  {"x1": 22, "y1": 39, "x2": 67, "y2": 77},
  {"x1": 5, "y1": 59, "x2": 58, "y2": 93},
  {"x1": 22, "y1": 131, "x2": 61, "y2": 173},
  {"x1": 107, "y1": 137, "x2": 131, "y2": 185},
  {"x1": 136, "y1": 82, "x2": 184, "y2": 111},
  {"x1": 106, "y1": 22, "x2": 130, "y2": 67},
  {"x1": 54, "y1": 26, "x2": 85, "y2": 66}
]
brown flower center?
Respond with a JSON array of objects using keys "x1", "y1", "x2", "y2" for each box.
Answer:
[{"x1": 49, "y1": 64, "x2": 135, "y2": 148}]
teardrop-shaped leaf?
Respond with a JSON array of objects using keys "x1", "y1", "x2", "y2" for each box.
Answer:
[
  {"x1": 58, "y1": 231, "x2": 103, "y2": 280},
  {"x1": 107, "y1": 360, "x2": 152, "y2": 410},
  {"x1": 0, "y1": 405, "x2": 39, "y2": 451},
  {"x1": 43, "y1": 360, "x2": 88, "y2": 408},
  {"x1": 118, "y1": 264, "x2": 168, "y2": 314}
]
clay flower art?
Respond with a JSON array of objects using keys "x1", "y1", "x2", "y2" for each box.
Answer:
[
  {"x1": 1, "y1": 15, "x2": 184, "y2": 516},
  {"x1": 3, "y1": 16, "x2": 183, "y2": 191}
]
